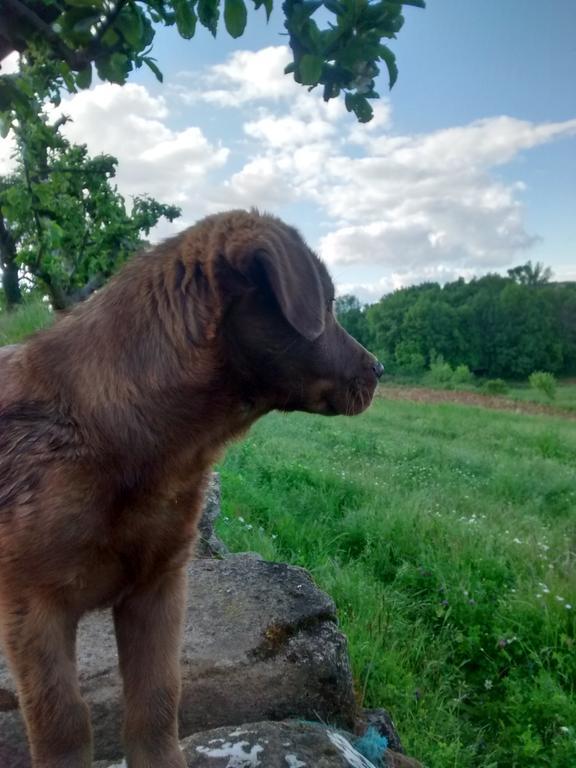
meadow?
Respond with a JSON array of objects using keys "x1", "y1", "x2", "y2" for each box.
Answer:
[
  {"x1": 506, "y1": 383, "x2": 576, "y2": 414},
  {"x1": 1, "y1": 303, "x2": 575, "y2": 766},
  {"x1": 217, "y1": 397, "x2": 576, "y2": 767}
]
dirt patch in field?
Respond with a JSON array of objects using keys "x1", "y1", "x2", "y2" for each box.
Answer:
[{"x1": 378, "y1": 386, "x2": 576, "y2": 420}]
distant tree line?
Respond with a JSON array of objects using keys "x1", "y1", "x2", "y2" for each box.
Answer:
[{"x1": 336, "y1": 264, "x2": 576, "y2": 379}]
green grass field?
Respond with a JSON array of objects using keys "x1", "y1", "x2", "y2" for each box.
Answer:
[
  {"x1": 2, "y1": 302, "x2": 575, "y2": 766},
  {"x1": 0, "y1": 300, "x2": 53, "y2": 346},
  {"x1": 217, "y1": 399, "x2": 576, "y2": 767},
  {"x1": 507, "y1": 383, "x2": 576, "y2": 413}
]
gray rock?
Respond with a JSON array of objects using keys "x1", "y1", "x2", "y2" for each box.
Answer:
[
  {"x1": 358, "y1": 708, "x2": 404, "y2": 754},
  {"x1": 0, "y1": 558, "x2": 355, "y2": 765},
  {"x1": 93, "y1": 720, "x2": 424, "y2": 768},
  {"x1": 195, "y1": 473, "x2": 229, "y2": 558},
  {"x1": 95, "y1": 720, "x2": 381, "y2": 768}
]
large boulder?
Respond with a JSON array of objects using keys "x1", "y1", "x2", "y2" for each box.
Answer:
[
  {"x1": 94, "y1": 720, "x2": 422, "y2": 768},
  {"x1": 195, "y1": 474, "x2": 229, "y2": 558},
  {"x1": 0, "y1": 558, "x2": 355, "y2": 765}
]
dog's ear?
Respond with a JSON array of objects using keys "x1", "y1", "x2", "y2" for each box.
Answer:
[
  {"x1": 252, "y1": 247, "x2": 325, "y2": 341},
  {"x1": 224, "y1": 225, "x2": 326, "y2": 341}
]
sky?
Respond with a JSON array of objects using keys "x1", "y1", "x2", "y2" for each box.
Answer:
[{"x1": 1, "y1": 0, "x2": 575, "y2": 301}]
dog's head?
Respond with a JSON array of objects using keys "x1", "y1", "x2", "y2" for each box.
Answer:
[{"x1": 179, "y1": 211, "x2": 383, "y2": 417}]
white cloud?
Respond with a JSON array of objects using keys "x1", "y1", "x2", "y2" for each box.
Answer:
[
  {"x1": 0, "y1": 55, "x2": 19, "y2": 174},
  {"x1": 244, "y1": 113, "x2": 335, "y2": 149},
  {"x1": 215, "y1": 156, "x2": 297, "y2": 208},
  {"x1": 175, "y1": 47, "x2": 576, "y2": 284},
  {"x1": 58, "y1": 84, "x2": 229, "y2": 209},
  {"x1": 0, "y1": 53, "x2": 19, "y2": 74},
  {"x1": 337, "y1": 264, "x2": 480, "y2": 303},
  {"x1": 0, "y1": 134, "x2": 15, "y2": 176},
  {"x1": 310, "y1": 119, "x2": 576, "y2": 272},
  {"x1": 189, "y1": 46, "x2": 296, "y2": 107},
  {"x1": 364, "y1": 116, "x2": 576, "y2": 172},
  {"x1": 2, "y1": 43, "x2": 574, "y2": 294},
  {"x1": 43, "y1": 83, "x2": 230, "y2": 238}
]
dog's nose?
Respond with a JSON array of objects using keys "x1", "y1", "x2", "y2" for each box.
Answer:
[{"x1": 372, "y1": 361, "x2": 384, "y2": 379}]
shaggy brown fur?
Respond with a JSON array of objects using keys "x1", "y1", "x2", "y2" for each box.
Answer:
[{"x1": 0, "y1": 210, "x2": 382, "y2": 768}]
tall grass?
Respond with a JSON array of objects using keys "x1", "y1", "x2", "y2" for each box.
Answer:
[
  {"x1": 507, "y1": 383, "x2": 576, "y2": 413},
  {"x1": 2, "y1": 302, "x2": 574, "y2": 765},
  {"x1": 218, "y1": 401, "x2": 576, "y2": 767},
  {"x1": 0, "y1": 300, "x2": 53, "y2": 346}
]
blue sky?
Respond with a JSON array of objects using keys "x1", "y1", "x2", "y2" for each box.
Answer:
[{"x1": 3, "y1": 0, "x2": 574, "y2": 299}]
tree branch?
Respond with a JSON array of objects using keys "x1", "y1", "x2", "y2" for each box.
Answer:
[
  {"x1": 87, "y1": 0, "x2": 129, "y2": 55},
  {"x1": 1, "y1": 0, "x2": 87, "y2": 69}
]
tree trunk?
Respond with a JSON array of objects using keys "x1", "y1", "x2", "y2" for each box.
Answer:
[
  {"x1": 37, "y1": 270, "x2": 70, "y2": 311},
  {"x1": 1, "y1": 259, "x2": 22, "y2": 308},
  {"x1": 0, "y1": 210, "x2": 23, "y2": 309}
]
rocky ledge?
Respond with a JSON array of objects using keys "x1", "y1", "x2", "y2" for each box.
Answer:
[{"x1": 0, "y1": 475, "x2": 422, "y2": 768}]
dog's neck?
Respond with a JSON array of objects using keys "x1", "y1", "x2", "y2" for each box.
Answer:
[{"x1": 23, "y1": 261, "x2": 265, "y2": 473}]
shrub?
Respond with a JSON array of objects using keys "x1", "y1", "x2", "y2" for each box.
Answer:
[
  {"x1": 427, "y1": 355, "x2": 454, "y2": 387},
  {"x1": 482, "y1": 378, "x2": 509, "y2": 395},
  {"x1": 452, "y1": 364, "x2": 474, "y2": 386},
  {"x1": 399, "y1": 352, "x2": 427, "y2": 376},
  {"x1": 529, "y1": 371, "x2": 557, "y2": 401},
  {"x1": 394, "y1": 342, "x2": 426, "y2": 376}
]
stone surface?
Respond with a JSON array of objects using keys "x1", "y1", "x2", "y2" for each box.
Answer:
[
  {"x1": 358, "y1": 708, "x2": 404, "y2": 754},
  {"x1": 195, "y1": 473, "x2": 229, "y2": 558},
  {"x1": 0, "y1": 558, "x2": 355, "y2": 765},
  {"x1": 93, "y1": 720, "x2": 418, "y2": 768}
]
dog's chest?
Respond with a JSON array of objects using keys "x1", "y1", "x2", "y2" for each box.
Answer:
[{"x1": 110, "y1": 455, "x2": 212, "y2": 567}]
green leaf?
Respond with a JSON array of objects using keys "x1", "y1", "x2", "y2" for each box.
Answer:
[
  {"x1": 116, "y1": 8, "x2": 145, "y2": 47},
  {"x1": 143, "y1": 57, "x2": 164, "y2": 82},
  {"x1": 254, "y1": 0, "x2": 273, "y2": 21},
  {"x1": 323, "y1": 81, "x2": 339, "y2": 100},
  {"x1": 351, "y1": 95, "x2": 373, "y2": 123},
  {"x1": 344, "y1": 92, "x2": 373, "y2": 122},
  {"x1": 75, "y1": 65, "x2": 92, "y2": 90},
  {"x1": 393, "y1": 0, "x2": 425, "y2": 7},
  {"x1": 72, "y1": 13, "x2": 102, "y2": 34},
  {"x1": 198, "y1": 0, "x2": 219, "y2": 36},
  {"x1": 96, "y1": 53, "x2": 131, "y2": 84},
  {"x1": 65, "y1": 0, "x2": 105, "y2": 6},
  {"x1": 302, "y1": 0, "x2": 322, "y2": 18},
  {"x1": 379, "y1": 44, "x2": 398, "y2": 88},
  {"x1": 224, "y1": 0, "x2": 247, "y2": 37},
  {"x1": 101, "y1": 27, "x2": 120, "y2": 46},
  {"x1": 299, "y1": 54, "x2": 323, "y2": 85},
  {"x1": 323, "y1": 0, "x2": 346, "y2": 15},
  {"x1": 174, "y1": 0, "x2": 198, "y2": 38},
  {"x1": 284, "y1": 62, "x2": 296, "y2": 74}
]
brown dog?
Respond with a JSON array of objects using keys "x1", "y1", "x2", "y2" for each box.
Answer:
[{"x1": 0, "y1": 210, "x2": 383, "y2": 768}]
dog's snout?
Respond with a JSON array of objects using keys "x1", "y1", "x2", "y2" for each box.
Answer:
[{"x1": 372, "y1": 361, "x2": 385, "y2": 379}]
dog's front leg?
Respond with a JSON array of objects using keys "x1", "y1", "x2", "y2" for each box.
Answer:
[
  {"x1": 0, "y1": 594, "x2": 92, "y2": 768},
  {"x1": 113, "y1": 567, "x2": 187, "y2": 768}
]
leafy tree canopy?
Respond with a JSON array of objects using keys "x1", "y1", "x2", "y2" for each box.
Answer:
[
  {"x1": 336, "y1": 269, "x2": 576, "y2": 380},
  {"x1": 0, "y1": 99, "x2": 180, "y2": 309},
  {"x1": 507, "y1": 260, "x2": 553, "y2": 286},
  {"x1": 0, "y1": 0, "x2": 424, "y2": 125}
]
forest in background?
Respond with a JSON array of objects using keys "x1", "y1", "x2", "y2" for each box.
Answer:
[{"x1": 336, "y1": 264, "x2": 576, "y2": 380}]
